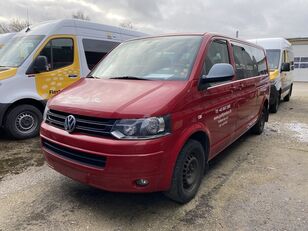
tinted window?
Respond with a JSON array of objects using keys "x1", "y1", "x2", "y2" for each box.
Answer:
[
  {"x1": 252, "y1": 47, "x2": 268, "y2": 75},
  {"x1": 233, "y1": 43, "x2": 267, "y2": 79},
  {"x1": 52, "y1": 39, "x2": 74, "y2": 69},
  {"x1": 204, "y1": 40, "x2": 230, "y2": 75},
  {"x1": 294, "y1": 57, "x2": 300, "y2": 62},
  {"x1": 39, "y1": 38, "x2": 73, "y2": 71},
  {"x1": 82, "y1": 39, "x2": 120, "y2": 70}
]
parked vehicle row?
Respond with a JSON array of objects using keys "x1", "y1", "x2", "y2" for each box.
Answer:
[
  {"x1": 0, "y1": 19, "x2": 295, "y2": 203},
  {"x1": 41, "y1": 33, "x2": 270, "y2": 203},
  {"x1": 0, "y1": 19, "x2": 146, "y2": 139}
]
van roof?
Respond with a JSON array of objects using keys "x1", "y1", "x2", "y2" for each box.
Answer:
[
  {"x1": 14, "y1": 19, "x2": 147, "y2": 41},
  {"x1": 247, "y1": 37, "x2": 292, "y2": 50},
  {"x1": 126, "y1": 32, "x2": 265, "y2": 50}
]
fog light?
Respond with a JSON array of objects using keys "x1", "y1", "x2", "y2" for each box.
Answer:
[{"x1": 135, "y1": 179, "x2": 149, "y2": 186}]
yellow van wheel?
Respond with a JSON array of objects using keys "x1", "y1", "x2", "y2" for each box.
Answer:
[{"x1": 4, "y1": 105, "x2": 42, "y2": 140}]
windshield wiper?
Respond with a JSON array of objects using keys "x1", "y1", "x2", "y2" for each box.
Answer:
[
  {"x1": 87, "y1": 75, "x2": 100, "y2": 79},
  {"x1": 110, "y1": 76, "x2": 150, "y2": 80}
]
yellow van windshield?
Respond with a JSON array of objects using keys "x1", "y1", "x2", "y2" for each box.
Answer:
[
  {"x1": 266, "y1": 49, "x2": 281, "y2": 71},
  {"x1": 0, "y1": 35, "x2": 44, "y2": 68}
]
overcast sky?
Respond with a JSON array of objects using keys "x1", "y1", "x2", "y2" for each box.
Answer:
[{"x1": 0, "y1": 0, "x2": 307, "y2": 39}]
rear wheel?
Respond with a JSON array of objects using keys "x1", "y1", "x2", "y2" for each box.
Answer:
[
  {"x1": 4, "y1": 104, "x2": 42, "y2": 139},
  {"x1": 164, "y1": 139, "x2": 205, "y2": 204},
  {"x1": 283, "y1": 84, "x2": 293, "y2": 102},
  {"x1": 251, "y1": 105, "x2": 267, "y2": 135}
]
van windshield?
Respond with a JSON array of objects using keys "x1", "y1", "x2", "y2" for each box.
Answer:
[
  {"x1": 0, "y1": 35, "x2": 45, "y2": 67},
  {"x1": 90, "y1": 36, "x2": 202, "y2": 81},
  {"x1": 266, "y1": 49, "x2": 281, "y2": 71}
]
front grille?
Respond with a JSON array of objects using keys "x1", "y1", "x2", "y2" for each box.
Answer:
[
  {"x1": 46, "y1": 109, "x2": 116, "y2": 137},
  {"x1": 42, "y1": 139, "x2": 106, "y2": 168}
]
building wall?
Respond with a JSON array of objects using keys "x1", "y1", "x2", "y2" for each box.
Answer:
[{"x1": 288, "y1": 39, "x2": 308, "y2": 82}]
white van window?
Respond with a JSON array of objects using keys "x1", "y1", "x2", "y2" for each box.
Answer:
[
  {"x1": 82, "y1": 39, "x2": 120, "y2": 70},
  {"x1": 0, "y1": 35, "x2": 44, "y2": 67},
  {"x1": 39, "y1": 38, "x2": 74, "y2": 70},
  {"x1": 266, "y1": 49, "x2": 280, "y2": 71}
]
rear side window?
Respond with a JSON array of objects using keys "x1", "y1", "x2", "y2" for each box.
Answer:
[
  {"x1": 203, "y1": 40, "x2": 230, "y2": 75},
  {"x1": 39, "y1": 38, "x2": 74, "y2": 70},
  {"x1": 82, "y1": 39, "x2": 120, "y2": 70},
  {"x1": 232, "y1": 42, "x2": 267, "y2": 79}
]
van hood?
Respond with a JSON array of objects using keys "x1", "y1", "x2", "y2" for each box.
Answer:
[
  {"x1": 49, "y1": 78, "x2": 188, "y2": 118},
  {"x1": 0, "y1": 67, "x2": 17, "y2": 81}
]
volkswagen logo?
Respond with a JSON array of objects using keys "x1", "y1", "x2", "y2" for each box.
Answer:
[{"x1": 64, "y1": 115, "x2": 76, "y2": 133}]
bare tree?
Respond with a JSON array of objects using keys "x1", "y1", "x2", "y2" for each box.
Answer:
[
  {"x1": 0, "y1": 18, "x2": 29, "y2": 33},
  {"x1": 0, "y1": 24, "x2": 10, "y2": 34},
  {"x1": 119, "y1": 21, "x2": 134, "y2": 30},
  {"x1": 72, "y1": 11, "x2": 90, "y2": 21},
  {"x1": 9, "y1": 18, "x2": 29, "y2": 32}
]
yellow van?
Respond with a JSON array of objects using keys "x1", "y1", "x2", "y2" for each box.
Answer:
[{"x1": 0, "y1": 19, "x2": 145, "y2": 139}]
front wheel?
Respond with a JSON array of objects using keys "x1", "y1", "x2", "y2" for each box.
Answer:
[
  {"x1": 164, "y1": 139, "x2": 205, "y2": 204},
  {"x1": 4, "y1": 104, "x2": 42, "y2": 139}
]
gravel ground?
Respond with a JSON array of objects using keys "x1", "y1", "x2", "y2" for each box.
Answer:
[{"x1": 0, "y1": 82, "x2": 307, "y2": 231}]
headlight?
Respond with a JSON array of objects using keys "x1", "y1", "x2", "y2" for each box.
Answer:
[
  {"x1": 43, "y1": 105, "x2": 49, "y2": 122},
  {"x1": 111, "y1": 116, "x2": 171, "y2": 139}
]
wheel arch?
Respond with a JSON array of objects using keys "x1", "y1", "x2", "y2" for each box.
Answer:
[
  {"x1": 188, "y1": 131, "x2": 210, "y2": 163},
  {"x1": 1, "y1": 98, "x2": 46, "y2": 126},
  {"x1": 159, "y1": 124, "x2": 211, "y2": 191}
]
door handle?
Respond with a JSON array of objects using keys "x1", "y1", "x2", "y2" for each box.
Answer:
[{"x1": 68, "y1": 74, "x2": 78, "y2": 78}]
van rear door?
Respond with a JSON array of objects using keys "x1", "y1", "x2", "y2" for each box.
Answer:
[{"x1": 231, "y1": 42, "x2": 268, "y2": 135}]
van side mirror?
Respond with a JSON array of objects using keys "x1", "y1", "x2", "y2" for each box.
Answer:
[
  {"x1": 33, "y1": 55, "x2": 49, "y2": 73},
  {"x1": 281, "y1": 63, "x2": 290, "y2": 72},
  {"x1": 201, "y1": 63, "x2": 234, "y2": 84}
]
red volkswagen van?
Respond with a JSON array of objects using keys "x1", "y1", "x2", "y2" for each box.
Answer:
[{"x1": 40, "y1": 33, "x2": 270, "y2": 203}]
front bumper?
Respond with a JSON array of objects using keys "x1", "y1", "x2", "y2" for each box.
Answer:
[{"x1": 40, "y1": 122, "x2": 176, "y2": 192}]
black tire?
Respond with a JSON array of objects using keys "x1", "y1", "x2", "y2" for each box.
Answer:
[
  {"x1": 4, "y1": 104, "x2": 42, "y2": 139},
  {"x1": 251, "y1": 105, "x2": 267, "y2": 135},
  {"x1": 270, "y1": 93, "x2": 280, "y2": 113},
  {"x1": 164, "y1": 139, "x2": 205, "y2": 204},
  {"x1": 283, "y1": 85, "x2": 292, "y2": 102}
]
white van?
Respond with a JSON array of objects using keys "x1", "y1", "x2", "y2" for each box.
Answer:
[
  {"x1": 0, "y1": 33, "x2": 16, "y2": 50},
  {"x1": 248, "y1": 38, "x2": 294, "y2": 113},
  {"x1": 0, "y1": 19, "x2": 146, "y2": 139}
]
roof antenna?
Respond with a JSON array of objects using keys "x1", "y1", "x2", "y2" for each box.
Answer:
[{"x1": 25, "y1": 8, "x2": 31, "y2": 32}]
